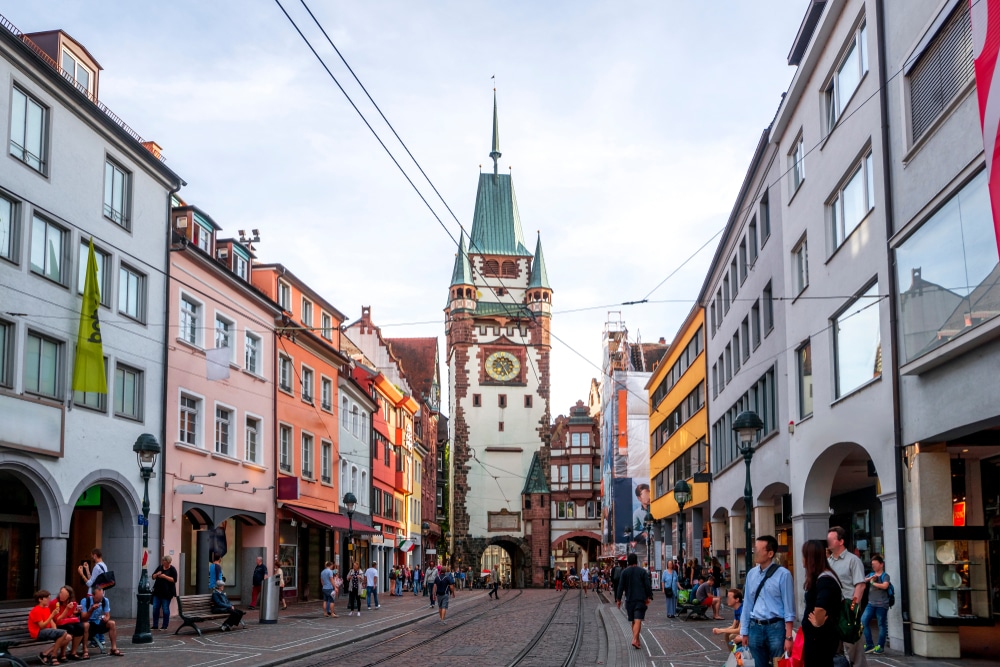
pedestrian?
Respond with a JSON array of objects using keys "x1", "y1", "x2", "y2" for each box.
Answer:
[
  {"x1": 321, "y1": 561, "x2": 338, "y2": 617},
  {"x1": 739, "y1": 535, "x2": 795, "y2": 667},
  {"x1": 489, "y1": 566, "x2": 501, "y2": 599},
  {"x1": 151, "y1": 555, "x2": 178, "y2": 630},
  {"x1": 614, "y1": 553, "x2": 652, "y2": 650},
  {"x1": 581, "y1": 565, "x2": 590, "y2": 596},
  {"x1": 346, "y1": 561, "x2": 364, "y2": 616},
  {"x1": 458, "y1": 568, "x2": 466, "y2": 590},
  {"x1": 695, "y1": 575, "x2": 723, "y2": 619},
  {"x1": 28, "y1": 589, "x2": 71, "y2": 665},
  {"x1": 711, "y1": 589, "x2": 744, "y2": 650},
  {"x1": 250, "y1": 556, "x2": 268, "y2": 610},
  {"x1": 555, "y1": 568, "x2": 563, "y2": 592},
  {"x1": 862, "y1": 554, "x2": 890, "y2": 655},
  {"x1": 208, "y1": 553, "x2": 224, "y2": 590},
  {"x1": 49, "y1": 585, "x2": 85, "y2": 661},
  {"x1": 413, "y1": 566, "x2": 422, "y2": 595},
  {"x1": 210, "y1": 579, "x2": 245, "y2": 631},
  {"x1": 80, "y1": 587, "x2": 123, "y2": 656},
  {"x1": 801, "y1": 539, "x2": 843, "y2": 667},
  {"x1": 662, "y1": 559, "x2": 679, "y2": 618},
  {"x1": 364, "y1": 560, "x2": 380, "y2": 609},
  {"x1": 77, "y1": 548, "x2": 108, "y2": 596},
  {"x1": 827, "y1": 526, "x2": 869, "y2": 667},
  {"x1": 388, "y1": 565, "x2": 397, "y2": 596},
  {"x1": 273, "y1": 559, "x2": 287, "y2": 610},
  {"x1": 425, "y1": 561, "x2": 438, "y2": 608},
  {"x1": 395, "y1": 566, "x2": 403, "y2": 596},
  {"x1": 611, "y1": 559, "x2": 623, "y2": 593},
  {"x1": 436, "y1": 564, "x2": 456, "y2": 623}
]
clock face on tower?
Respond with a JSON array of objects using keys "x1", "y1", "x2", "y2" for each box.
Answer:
[{"x1": 485, "y1": 350, "x2": 521, "y2": 382}]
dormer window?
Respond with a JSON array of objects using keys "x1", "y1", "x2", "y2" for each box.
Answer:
[{"x1": 61, "y1": 49, "x2": 94, "y2": 96}]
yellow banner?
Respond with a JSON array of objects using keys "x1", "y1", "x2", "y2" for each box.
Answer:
[{"x1": 72, "y1": 238, "x2": 107, "y2": 394}]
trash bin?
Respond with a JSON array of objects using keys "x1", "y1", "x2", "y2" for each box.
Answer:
[{"x1": 260, "y1": 576, "x2": 280, "y2": 624}]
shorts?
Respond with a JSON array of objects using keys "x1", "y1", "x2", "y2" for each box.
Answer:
[
  {"x1": 89, "y1": 621, "x2": 110, "y2": 635},
  {"x1": 37, "y1": 628, "x2": 67, "y2": 641},
  {"x1": 625, "y1": 600, "x2": 647, "y2": 622},
  {"x1": 437, "y1": 593, "x2": 450, "y2": 609},
  {"x1": 701, "y1": 595, "x2": 715, "y2": 606},
  {"x1": 60, "y1": 622, "x2": 85, "y2": 637},
  {"x1": 323, "y1": 589, "x2": 335, "y2": 604}
]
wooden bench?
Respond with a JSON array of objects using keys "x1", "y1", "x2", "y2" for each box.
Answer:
[
  {"x1": 0, "y1": 607, "x2": 47, "y2": 665},
  {"x1": 174, "y1": 594, "x2": 237, "y2": 637}
]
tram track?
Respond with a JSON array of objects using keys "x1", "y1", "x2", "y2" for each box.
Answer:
[{"x1": 505, "y1": 587, "x2": 584, "y2": 667}]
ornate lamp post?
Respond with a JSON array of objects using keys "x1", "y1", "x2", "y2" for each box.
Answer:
[
  {"x1": 421, "y1": 521, "x2": 430, "y2": 566},
  {"x1": 673, "y1": 479, "x2": 692, "y2": 570},
  {"x1": 131, "y1": 433, "x2": 160, "y2": 645},
  {"x1": 732, "y1": 410, "x2": 764, "y2": 577},
  {"x1": 342, "y1": 492, "x2": 357, "y2": 574},
  {"x1": 643, "y1": 510, "x2": 654, "y2": 571}
]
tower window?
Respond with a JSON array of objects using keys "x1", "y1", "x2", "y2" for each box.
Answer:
[
  {"x1": 498, "y1": 394, "x2": 507, "y2": 408},
  {"x1": 473, "y1": 394, "x2": 482, "y2": 407},
  {"x1": 484, "y1": 259, "x2": 500, "y2": 276},
  {"x1": 501, "y1": 261, "x2": 516, "y2": 277},
  {"x1": 498, "y1": 421, "x2": 504, "y2": 432},
  {"x1": 524, "y1": 395, "x2": 533, "y2": 408},
  {"x1": 497, "y1": 287, "x2": 506, "y2": 297}
]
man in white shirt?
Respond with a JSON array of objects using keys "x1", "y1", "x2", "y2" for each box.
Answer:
[
  {"x1": 828, "y1": 526, "x2": 868, "y2": 667},
  {"x1": 364, "y1": 561, "x2": 380, "y2": 610}
]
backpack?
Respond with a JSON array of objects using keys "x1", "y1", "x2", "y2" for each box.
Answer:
[
  {"x1": 435, "y1": 573, "x2": 454, "y2": 596},
  {"x1": 881, "y1": 573, "x2": 895, "y2": 608},
  {"x1": 837, "y1": 578, "x2": 870, "y2": 644}
]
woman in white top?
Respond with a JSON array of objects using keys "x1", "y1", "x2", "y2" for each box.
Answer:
[{"x1": 581, "y1": 566, "x2": 590, "y2": 596}]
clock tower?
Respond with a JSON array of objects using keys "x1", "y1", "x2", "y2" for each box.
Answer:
[{"x1": 445, "y1": 93, "x2": 552, "y2": 585}]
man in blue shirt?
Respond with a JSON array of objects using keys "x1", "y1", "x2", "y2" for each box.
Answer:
[
  {"x1": 740, "y1": 535, "x2": 795, "y2": 667},
  {"x1": 712, "y1": 588, "x2": 744, "y2": 650}
]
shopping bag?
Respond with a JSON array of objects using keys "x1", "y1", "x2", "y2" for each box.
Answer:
[
  {"x1": 773, "y1": 652, "x2": 792, "y2": 667},
  {"x1": 724, "y1": 647, "x2": 754, "y2": 667},
  {"x1": 790, "y1": 631, "x2": 805, "y2": 667},
  {"x1": 360, "y1": 588, "x2": 367, "y2": 599}
]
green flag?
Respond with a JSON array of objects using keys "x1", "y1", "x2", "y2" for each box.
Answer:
[{"x1": 72, "y1": 238, "x2": 107, "y2": 394}]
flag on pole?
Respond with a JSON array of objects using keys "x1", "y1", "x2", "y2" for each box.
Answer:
[
  {"x1": 72, "y1": 238, "x2": 107, "y2": 394},
  {"x1": 970, "y1": 0, "x2": 1000, "y2": 257}
]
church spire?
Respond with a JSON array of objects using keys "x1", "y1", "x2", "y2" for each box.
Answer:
[
  {"x1": 450, "y1": 234, "x2": 474, "y2": 286},
  {"x1": 489, "y1": 89, "x2": 501, "y2": 178},
  {"x1": 528, "y1": 232, "x2": 551, "y2": 290}
]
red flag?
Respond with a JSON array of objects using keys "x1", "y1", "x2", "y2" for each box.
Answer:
[{"x1": 971, "y1": 0, "x2": 1000, "y2": 258}]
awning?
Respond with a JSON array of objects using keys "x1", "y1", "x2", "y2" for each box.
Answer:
[
  {"x1": 398, "y1": 539, "x2": 415, "y2": 553},
  {"x1": 283, "y1": 505, "x2": 380, "y2": 535}
]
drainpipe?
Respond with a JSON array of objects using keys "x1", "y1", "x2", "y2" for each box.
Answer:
[
  {"x1": 875, "y1": 0, "x2": 912, "y2": 655},
  {"x1": 160, "y1": 181, "x2": 182, "y2": 593}
]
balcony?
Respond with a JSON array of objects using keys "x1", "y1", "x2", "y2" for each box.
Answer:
[{"x1": 395, "y1": 469, "x2": 411, "y2": 495}]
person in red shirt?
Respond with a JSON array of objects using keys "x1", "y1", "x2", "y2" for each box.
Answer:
[
  {"x1": 27, "y1": 590, "x2": 71, "y2": 665},
  {"x1": 48, "y1": 585, "x2": 86, "y2": 661}
]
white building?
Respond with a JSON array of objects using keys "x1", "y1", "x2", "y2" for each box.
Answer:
[{"x1": 0, "y1": 23, "x2": 182, "y2": 614}]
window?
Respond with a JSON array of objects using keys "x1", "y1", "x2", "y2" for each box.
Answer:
[
  {"x1": 246, "y1": 416, "x2": 261, "y2": 463},
  {"x1": 0, "y1": 320, "x2": 11, "y2": 387},
  {"x1": 711, "y1": 367, "x2": 777, "y2": 472},
  {"x1": 351, "y1": 405, "x2": 359, "y2": 436},
  {"x1": 279, "y1": 425, "x2": 292, "y2": 472},
  {"x1": 192, "y1": 221, "x2": 211, "y2": 253},
  {"x1": 760, "y1": 192, "x2": 771, "y2": 242},
  {"x1": 834, "y1": 282, "x2": 882, "y2": 397},
  {"x1": 118, "y1": 264, "x2": 146, "y2": 322},
  {"x1": 830, "y1": 152, "x2": 875, "y2": 250},
  {"x1": 321, "y1": 377, "x2": 332, "y2": 410},
  {"x1": 103, "y1": 159, "x2": 130, "y2": 228},
  {"x1": 909, "y1": 2, "x2": 973, "y2": 141},
  {"x1": 301, "y1": 433, "x2": 314, "y2": 478},
  {"x1": 741, "y1": 317, "x2": 750, "y2": 362},
  {"x1": 30, "y1": 215, "x2": 65, "y2": 284},
  {"x1": 789, "y1": 134, "x2": 805, "y2": 193},
  {"x1": 472, "y1": 393, "x2": 481, "y2": 407},
  {"x1": 278, "y1": 281, "x2": 291, "y2": 310},
  {"x1": 751, "y1": 300, "x2": 761, "y2": 349},
  {"x1": 797, "y1": 341, "x2": 813, "y2": 418},
  {"x1": 763, "y1": 282, "x2": 774, "y2": 333},
  {"x1": 825, "y1": 21, "x2": 868, "y2": 131},
  {"x1": 61, "y1": 49, "x2": 94, "y2": 95},
  {"x1": 436, "y1": 487, "x2": 444, "y2": 510},
  {"x1": 179, "y1": 395, "x2": 200, "y2": 445},
  {"x1": 498, "y1": 421, "x2": 504, "y2": 432},
  {"x1": 180, "y1": 296, "x2": 200, "y2": 345},
  {"x1": 437, "y1": 451, "x2": 444, "y2": 472},
  {"x1": 710, "y1": 299, "x2": 717, "y2": 335},
  {"x1": 342, "y1": 397, "x2": 349, "y2": 428},
  {"x1": 114, "y1": 363, "x2": 143, "y2": 420},
  {"x1": 895, "y1": 171, "x2": 999, "y2": 362},
  {"x1": 234, "y1": 254, "x2": 248, "y2": 281},
  {"x1": 245, "y1": 331, "x2": 261, "y2": 375},
  {"x1": 792, "y1": 236, "x2": 809, "y2": 294},
  {"x1": 483, "y1": 259, "x2": 500, "y2": 276},
  {"x1": 498, "y1": 394, "x2": 507, "y2": 408},
  {"x1": 24, "y1": 331, "x2": 61, "y2": 398},
  {"x1": 301, "y1": 366, "x2": 314, "y2": 403},
  {"x1": 717, "y1": 354, "x2": 725, "y2": 391},
  {"x1": 74, "y1": 354, "x2": 108, "y2": 412},
  {"x1": 748, "y1": 218, "x2": 758, "y2": 264},
  {"x1": 214, "y1": 313, "x2": 234, "y2": 354},
  {"x1": 321, "y1": 312, "x2": 332, "y2": 340},
  {"x1": 711, "y1": 363, "x2": 718, "y2": 398},
  {"x1": 215, "y1": 406, "x2": 232, "y2": 456},
  {"x1": 724, "y1": 344, "x2": 733, "y2": 382},
  {"x1": 0, "y1": 194, "x2": 18, "y2": 262},
  {"x1": 301, "y1": 298, "x2": 313, "y2": 327},
  {"x1": 723, "y1": 276, "x2": 730, "y2": 314},
  {"x1": 10, "y1": 86, "x2": 47, "y2": 173},
  {"x1": 524, "y1": 394, "x2": 533, "y2": 408},
  {"x1": 278, "y1": 355, "x2": 292, "y2": 392},
  {"x1": 77, "y1": 242, "x2": 111, "y2": 306},
  {"x1": 730, "y1": 259, "x2": 739, "y2": 298},
  {"x1": 321, "y1": 440, "x2": 332, "y2": 483},
  {"x1": 732, "y1": 333, "x2": 741, "y2": 372},
  {"x1": 739, "y1": 239, "x2": 748, "y2": 283}
]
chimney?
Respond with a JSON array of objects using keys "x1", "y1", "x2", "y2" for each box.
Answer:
[
  {"x1": 141, "y1": 141, "x2": 162, "y2": 159},
  {"x1": 360, "y1": 306, "x2": 372, "y2": 333},
  {"x1": 658, "y1": 337, "x2": 666, "y2": 345}
]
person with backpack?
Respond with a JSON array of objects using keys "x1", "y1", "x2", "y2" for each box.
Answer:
[
  {"x1": 388, "y1": 566, "x2": 398, "y2": 596},
  {"x1": 827, "y1": 526, "x2": 869, "y2": 667},
  {"x1": 435, "y1": 564, "x2": 456, "y2": 623},
  {"x1": 861, "y1": 554, "x2": 891, "y2": 655},
  {"x1": 739, "y1": 535, "x2": 795, "y2": 667},
  {"x1": 801, "y1": 539, "x2": 843, "y2": 667}
]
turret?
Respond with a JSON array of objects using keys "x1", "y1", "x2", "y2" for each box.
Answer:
[
  {"x1": 449, "y1": 235, "x2": 477, "y2": 312},
  {"x1": 527, "y1": 233, "x2": 552, "y2": 315}
]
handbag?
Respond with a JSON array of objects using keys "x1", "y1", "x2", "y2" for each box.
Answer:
[
  {"x1": 790, "y1": 631, "x2": 805, "y2": 667},
  {"x1": 664, "y1": 587, "x2": 674, "y2": 598}
]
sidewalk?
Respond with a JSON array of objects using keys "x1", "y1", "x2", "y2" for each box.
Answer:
[{"x1": 13, "y1": 587, "x2": 483, "y2": 667}]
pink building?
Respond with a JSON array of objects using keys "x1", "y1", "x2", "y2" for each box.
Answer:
[{"x1": 163, "y1": 202, "x2": 280, "y2": 604}]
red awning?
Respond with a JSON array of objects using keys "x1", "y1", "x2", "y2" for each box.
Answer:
[
  {"x1": 372, "y1": 411, "x2": 391, "y2": 440},
  {"x1": 284, "y1": 505, "x2": 380, "y2": 535}
]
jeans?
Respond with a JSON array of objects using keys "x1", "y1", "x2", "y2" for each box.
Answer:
[
  {"x1": 414, "y1": 580, "x2": 421, "y2": 595},
  {"x1": 748, "y1": 620, "x2": 785, "y2": 667},
  {"x1": 395, "y1": 579, "x2": 402, "y2": 596},
  {"x1": 152, "y1": 596, "x2": 171, "y2": 629},
  {"x1": 366, "y1": 585, "x2": 379, "y2": 608},
  {"x1": 862, "y1": 605, "x2": 888, "y2": 649}
]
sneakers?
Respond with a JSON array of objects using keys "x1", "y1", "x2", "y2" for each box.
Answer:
[
  {"x1": 376, "y1": 605, "x2": 381, "y2": 609},
  {"x1": 865, "y1": 645, "x2": 883, "y2": 654}
]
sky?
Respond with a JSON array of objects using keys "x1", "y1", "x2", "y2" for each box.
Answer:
[{"x1": 7, "y1": 1, "x2": 807, "y2": 416}]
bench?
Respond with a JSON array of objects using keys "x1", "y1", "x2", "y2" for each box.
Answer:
[
  {"x1": 175, "y1": 594, "x2": 237, "y2": 637},
  {"x1": 0, "y1": 607, "x2": 47, "y2": 665}
]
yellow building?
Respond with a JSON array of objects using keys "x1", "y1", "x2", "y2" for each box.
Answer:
[{"x1": 647, "y1": 305, "x2": 708, "y2": 571}]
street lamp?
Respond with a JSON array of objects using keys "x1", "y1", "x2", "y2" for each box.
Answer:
[
  {"x1": 421, "y1": 521, "x2": 430, "y2": 566},
  {"x1": 732, "y1": 410, "x2": 764, "y2": 577},
  {"x1": 342, "y1": 492, "x2": 357, "y2": 574},
  {"x1": 444, "y1": 531, "x2": 452, "y2": 564},
  {"x1": 673, "y1": 479, "x2": 692, "y2": 571},
  {"x1": 643, "y1": 510, "x2": 654, "y2": 571},
  {"x1": 131, "y1": 433, "x2": 160, "y2": 645}
]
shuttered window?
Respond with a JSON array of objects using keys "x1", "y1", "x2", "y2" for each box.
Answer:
[{"x1": 909, "y1": 1, "x2": 973, "y2": 141}]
